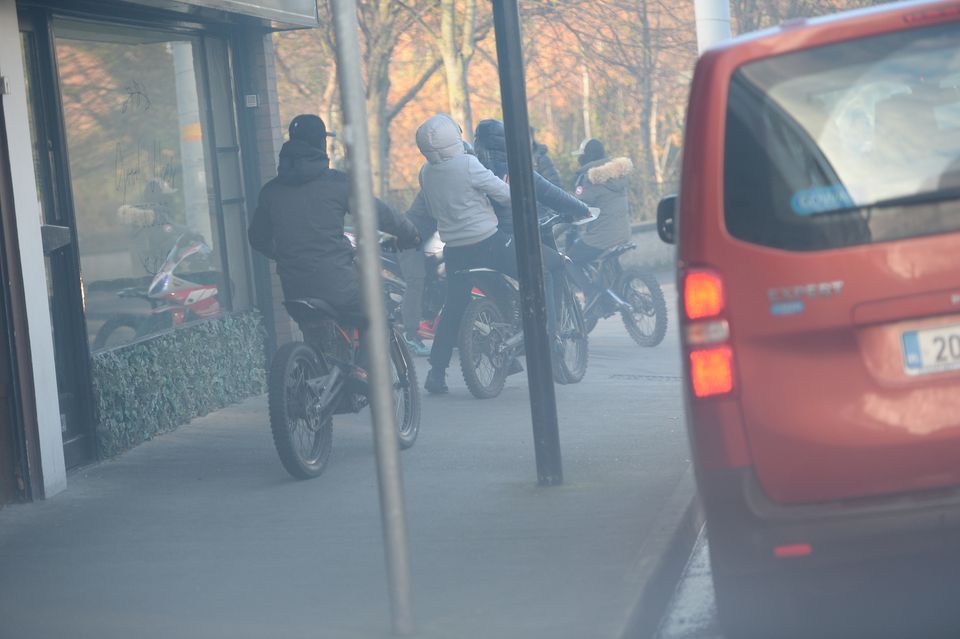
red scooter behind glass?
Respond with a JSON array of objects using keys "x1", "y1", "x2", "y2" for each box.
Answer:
[{"x1": 92, "y1": 231, "x2": 222, "y2": 350}]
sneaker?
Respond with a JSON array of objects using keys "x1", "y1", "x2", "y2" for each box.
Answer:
[
  {"x1": 425, "y1": 367, "x2": 449, "y2": 394},
  {"x1": 345, "y1": 364, "x2": 370, "y2": 396},
  {"x1": 403, "y1": 333, "x2": 430, "y2": 357},
  {"x1": 507, "y1": 357, "x2": 524, "y2": 377}
]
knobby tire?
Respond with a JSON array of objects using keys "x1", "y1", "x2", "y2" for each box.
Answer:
[
  {"x1": 619, "y1": 267, "x2": 668, "y2": 347},
  {"x1": 458, "y1": 297, "x2": 508, "y2": 399},
  {"x1": 268, "y1": 342, "x2": 333, "y2": 479}
]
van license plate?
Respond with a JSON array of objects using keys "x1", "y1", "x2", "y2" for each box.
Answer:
[{"x1": 902, "y1": 326, "x2": 960, "y2": 375}]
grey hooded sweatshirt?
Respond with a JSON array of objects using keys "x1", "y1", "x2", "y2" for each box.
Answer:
[{"x1": 416, "y1": 114, "x2": 511, "y2": 247}]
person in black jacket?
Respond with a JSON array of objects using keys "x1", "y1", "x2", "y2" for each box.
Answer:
[
  {"x1": 470, "y1": 119, "x2": 590, "y2": 372},
  {"x1": 473, "y1": 119, "x2": 589, "y2": 233},
  {"x1": 248, "y1": 114, "x2": 420, "y2": 386}
]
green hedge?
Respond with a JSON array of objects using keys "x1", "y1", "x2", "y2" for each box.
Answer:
[{"x1": 91, "y1": 311, "x2": 266, "y2": 458}]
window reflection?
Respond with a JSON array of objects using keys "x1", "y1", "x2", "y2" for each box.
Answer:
[{"x1": 53, "y1": 20, "x2": 224, "y2": 349}]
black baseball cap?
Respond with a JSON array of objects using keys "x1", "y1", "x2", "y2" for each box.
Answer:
[
  {"x1": 573, "y1": 138, "x2": 605, "y2": 164},
  {"x1": 289, "y1": 114, "x2": 335, "y2": 150}
]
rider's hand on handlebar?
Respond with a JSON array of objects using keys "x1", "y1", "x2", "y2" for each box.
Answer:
[{"x1": 396, "y1": 231, "x2": 422, "y2": 251}]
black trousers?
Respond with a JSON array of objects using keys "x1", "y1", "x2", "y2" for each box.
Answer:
[
  {"x1": 566, "y1": 238, "x2": 605, "y2": 292},
  {"x1": 429, "y1": 230, "x2": 563, "y2": 370},
  {"x1": 298, "y1": 298, "x2": 370, "y2": 370}
]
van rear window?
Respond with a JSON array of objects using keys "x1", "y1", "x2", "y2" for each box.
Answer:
[{"x1": 724, "y1": 22, "x2": 960, "y2": 251}]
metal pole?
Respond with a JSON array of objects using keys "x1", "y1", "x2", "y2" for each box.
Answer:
[
  {"x1": 694, "y1": 0, "x2": 732, "y2": 54},
  {"x1": 491, "y1": 0, "x2": 564, "y2": 486},
  {"x1": 329, "y1": 0, "x2": 415, "y2": 634}
]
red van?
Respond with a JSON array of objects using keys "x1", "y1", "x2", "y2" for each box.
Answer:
[{"x1": 658, "y1": 1, "x2": 960, "y2": 636}]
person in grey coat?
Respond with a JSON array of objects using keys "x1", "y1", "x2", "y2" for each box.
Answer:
[
  {"x1": 568, "y1": 138, "x2": 634, "y2": 268},
  {"x1": 414, "y1": 113, "x2": 517, "y2": 394}
]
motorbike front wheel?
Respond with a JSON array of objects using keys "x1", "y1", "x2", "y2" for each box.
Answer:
[
  {"x1": 458, "y1": 298, "x2": 509, "y2": 399},
  {"x1": 92, "y1": 313, "x2": 172, "y2": 350},
  {"x1": 553, "y1": 282, "x2": 589, "y2": 384},
  {"x1": 268, "y1": 342, "x2": 333, "y2": 479},
  {"x1": 92, "y1": 315, "x2": 141, "y2": 350},
  {"x1": 619, "y1": 267, "x2": 668, "y2": 347}
]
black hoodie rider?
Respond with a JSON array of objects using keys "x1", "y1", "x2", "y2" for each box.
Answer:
[
  {"x1": 249, "y1": 115, "x2": 419, "y2": 316},
  {"x1": 472, "y1": 119, "x2": 589, "y2": 233}
]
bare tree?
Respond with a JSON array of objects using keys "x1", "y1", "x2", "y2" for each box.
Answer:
[
  {"x1": 402, "y1": 0, "x2": 495, "y2": 141},
  {"x1": 541, "y1": 0, "x2": 696, "y2": 211},
  {"x1": 277, "y1": 1, "x2": 442, "y2": 195}
]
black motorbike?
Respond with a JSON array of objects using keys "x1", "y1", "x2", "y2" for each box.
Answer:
[
  {"x1": 568, "y1": 242, "x2": 668, "y2": 347},
  {"x1": 455, "y1": 212, "x2": 593, "y2": 399},
  {"x1": 267, "y1": 233, "x2": 419, "y2": 480}
]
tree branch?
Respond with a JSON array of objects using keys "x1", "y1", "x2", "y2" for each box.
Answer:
[{"x1": 386, "y1": 57, "x2": 443, "y2": 121}]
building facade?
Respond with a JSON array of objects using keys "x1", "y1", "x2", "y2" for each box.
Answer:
[{"x1": 0, "y1": 0, "x2": 308, "y2": 503}]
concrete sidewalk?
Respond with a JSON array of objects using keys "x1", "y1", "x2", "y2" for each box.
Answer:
[{"x1": 0, "y1": 315, "x2": 689, "y2": 639}]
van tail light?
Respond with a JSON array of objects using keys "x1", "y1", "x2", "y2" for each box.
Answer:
[
  {"x1": 685, "y1": 319, "x2": 729, "y2": 346},
  {"x1": 683, "y1": 269, "x2": 735, "y2": 398},
  {"x1": 684, "y1": 269, "x2": 725, "y2": 320},
  {"x1": 690, "y1": 346, "x2": 734, "y2": 398},
  {"x1": 682, "y1": 268, "x2": 748, "y2": 468}
]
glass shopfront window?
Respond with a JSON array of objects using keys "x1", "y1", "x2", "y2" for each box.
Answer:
[{"x1": 53, "y1": 20, "x2": 228, "y2": 350}]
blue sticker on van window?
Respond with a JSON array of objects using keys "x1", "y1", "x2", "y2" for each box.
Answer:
[
  {"x1": 790, "y1": 185, "x2": 854, "y2": 216},
  {"x1": 770, "y1": 300, "x2": 805, "y2": 316}
]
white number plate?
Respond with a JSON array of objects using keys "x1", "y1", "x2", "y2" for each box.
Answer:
[{"x1": 902, "y1": 325, "x2": 960, "y2": 375}]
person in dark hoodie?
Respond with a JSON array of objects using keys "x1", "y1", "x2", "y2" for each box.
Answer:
[
  {"x1": 474, "y1": 119, "x2": 590, "y2": 234},
  {"x1": 568, "y1": 138, "x2": 634, "y2": 290},
  {"x1": 248, "y1": 114, "x2": 420, "y2": 388}
]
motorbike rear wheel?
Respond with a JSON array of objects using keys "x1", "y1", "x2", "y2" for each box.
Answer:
[
  {"x1": 268, "y1": 342, "x2": 333, "y2": 479},
  {"x1": 553, "y1": 282, "x2": 589, "y2": 384},
  {"x1": 390, "y1": 329, "x2": 421, "y2": 449},
  {"x1": 619, "y1": 267, "x2": 668, "y2": 347},
  {"x1": 458, "y1": 298, "x2": 509, "y2": 399}
]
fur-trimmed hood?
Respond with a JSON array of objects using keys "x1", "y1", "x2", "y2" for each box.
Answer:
[
  {"x1": 586, "y1": 157, "x2": 633, "y2": 184},
  {"x1": 573, "y1": 156, "x2": 633, "y2": 249}
]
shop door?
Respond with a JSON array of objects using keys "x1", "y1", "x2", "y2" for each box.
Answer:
[{"x1": 19, "y1": 13, "x2": 95, "y2": 468}]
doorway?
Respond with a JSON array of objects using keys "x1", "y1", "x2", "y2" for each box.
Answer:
[{"x1": 19, "y1": 11, "x2": 96, "y2": 468}]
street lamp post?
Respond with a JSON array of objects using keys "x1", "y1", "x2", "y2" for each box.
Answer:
[
  {"x1": 491, "y1": 0, "x2": 564, "y2": 486},
  {"x1": 329, "y1": 0, "x2": 415, "y2": 634}
]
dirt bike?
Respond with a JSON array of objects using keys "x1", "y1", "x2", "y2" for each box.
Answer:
[
  {"x1": 268, "y1": 250, "x2": 420, "y2": 480},
  {"x1": 568, "y1": 242, "x2": 668, "y2": 347},
  {"x1": 93, "y1": 232, "x2": 221, "y2": 350},
  {"x1": 456, "y1": 211, "x2": 596, "y2": 399}
]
